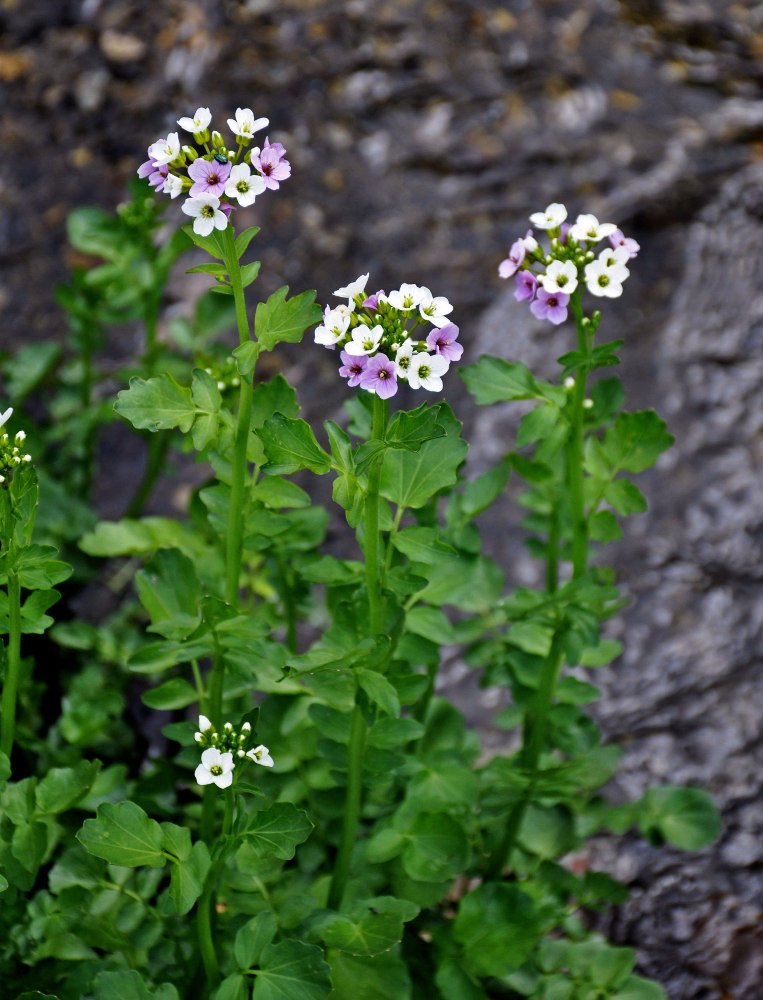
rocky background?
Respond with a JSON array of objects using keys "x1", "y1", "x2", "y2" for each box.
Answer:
[{"x1": 1, "y1": 0, "x2": 762, "y2": 996}]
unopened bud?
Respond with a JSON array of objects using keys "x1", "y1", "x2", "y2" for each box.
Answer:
[
  {"x1": 563, "y1": 376, "x2": 575, "y2": 389},
  {"x1": 182, "y1": 145, "x2": 199, "y2": 162},
  {"x1": 211, "y1": 130, "x2": 225, "y2": 150},
  {"x1": 582, "y1": 398, "x2": 594, "y2": 409}
]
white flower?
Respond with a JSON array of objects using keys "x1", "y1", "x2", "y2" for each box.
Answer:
[
  {"x1": 181, "y1": 195, "x2": 228, "y2": 237},
  {"x1": 569, "y1": 213, "x2": 617, "y2": 243},
  {"x1": 597, "y1": 246, "x2": 631, "y2": 270},
  {"x1": 539, "y1": 259, "x2": 579, "y2": 294},
  {"x1": 224, "y1": 163, "x2": 267, "y2": 207},
  {"x1": 246, "y1": 744, "x2": 274, "y2": 768},
  {"x1": 147, "y1": 132, "x2": 181, "y2": 166},
  {"x1": 227, "y1": 107, "x2": 269, "y2": 140},
  {"x1": 315, "y1": 304, "x2": 352, "y2": 347},
  {"x1": 387, "y1": 283, "x2": 425, "y2": 311},
  {"x1": 417, "y1": 288, "x2": 453, "y2": 328},
  {"x1": 162, "y1": 173, "x2": 183, "y2": 199},
  {"x1": 407, "y1": 352, "x2": 449, "y2": 391},
  {"x1": 584, "y1": 258, "x2": 629, "y2": 298},
  {"x1": 0, "y1": 408, "x2": 12, "y2": 429},
  {"x1": 333, "y1": 273, "x2": 369, "y2": 303},
  {"x1": 195, "y1": 748, "x2": 235, "y2": 788},
  {"x1": 521, "y1": 231, "x2": 539, "y2": 253},
  {"x1": 529, "y1": 203, "x2": 567, "y2": 230},
  {"x1": 393, "y1": 339, "x2": 415, "y2": 378},
  {"x1": 178, "y1": 107, "x2": 212, "y2": 133},
  {"x1": 344, "y1": 323, "x2": 383, "y2": 357}
]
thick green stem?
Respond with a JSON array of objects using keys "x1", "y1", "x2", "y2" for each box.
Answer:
[
  {"x1": 328, "y1": 394, "x2": 388, "y2": 910},
  {"x1": 0, "y1": 570, "x2": 22, "y2": 760},
  {"x1": 486, "y1": 639, "x2": 565, "y2": 879},
  {"x1": 568, "y1": 293, "x2": 590, "y2": 580},
  {"x1": 222, "y1": 224, "x2": 254, "y2": 609}
]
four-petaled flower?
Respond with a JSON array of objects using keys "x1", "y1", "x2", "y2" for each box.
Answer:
[
  {"x1": 529, "y1": 202, "x2": 567, "y2": 230},
  {"x1": 426, "y1": 323, "x2": 463, "y2": 362},
  {"x1": 315, "y1": 304, "x2": 352, "y2": 347},
  {"x1": 359, "y1": 353, "x2": 398, "y2": 398},
  {"x1": 584, "y1": 258, "x2": 628, "y2": 298},
  {"x1": 227, "y1": 107, "x2": 269, "y2": 140},
  {"x1": 609, "y1": 228, "x2": 640, "y2": 258},
  {"x1": 540, "y1": 260, "x2": 579, "y2": 295},
  {"x1": 195, "y1": 748, "x2": 235, "y2": 789},
  {"x1": 181, "y1": 195, "x2": 229, "y2": 237},
  {"x1": 530, "y1": 287, "x2": 569, "y2": 325},
  {"x1": 246, "y1": 745, "x2": 274, "y2": 767},
  {"x1": 344, "y1": 324, "x2": 383, "y2": 357},
  {"x1": 338, "y1": 351, "x2": 368, "y2": 387},
  {"x1": 498, "y1": 238, "x2": 526, "y2": 279},
  {"x1": 225, "y1": 163, "x2": 267, "y2": 207},
  {"x1": 569, "y1": 213, "x2": 617, "y2": 243},
  {"x1": 251, "y1": 138, "x2": 292, "y2": 190},
  {"x1": 514, "y1": 271, "x2": 538, "y2": 302},
  {"x1": 334, "y1": 273, "x2": 369, "y2": 303},
  {"x1": 188, "y1": 157, "x2": 232, "y2": 198},
  {"x1": 387, "y1": 283, "x2": 424, "y2": 311},
  {"x1": 418, "y1": 288, "x2": 453, "y2": 328},
  {"x1": 147, "y1": 132, "x2": 181, "y2": 166},
  {"x1": 407, "y1": 352, "x2": 449, "y2": 392},
  {"x1": 178, "y1": 107, "x2": 212, "y2": 133}
]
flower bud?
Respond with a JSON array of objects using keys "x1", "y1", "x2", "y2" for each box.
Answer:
[
  {"x1": 583, "y1": 398, "x2": 594, "y2": 409},
  {"x1": 564, "y1": 376, "x2": 575, "y2": 389},
  {"x1": 211, "y1": 130, "x2": 225, "y2": 150},
  {"x1": 182, "y1": 145, "x2": 199, "y2": 162}
]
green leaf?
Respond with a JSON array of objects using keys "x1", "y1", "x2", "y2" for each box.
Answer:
[
  {"x1": 213, "y1": 976, "x2": 249, "y2": 1000},
  {"x1": 318, "y1": 897, "x2": 419, "y2": 957},
  {"x1": 233, "y1": 340, "x2": 260, "y2": 380},
  {"x1": 612, "y1": 976, "x2": 668, "y2": 1000},
  {"x1": 235, "y1": 911, "x2": 278, "y2": 969},
  {"x1": 35, "y1": 760, "x2": 100, "y2": 815},
  {"x1": 252, "y1": 477, "x2": 311, "y2": 508},
  {"x1": 136, "y1": 548, "x2": 201, "y2": 625},
  {"x1": 235, "y1": 225, "x2": 261, "y2": 258},
  {"x1": 639, "y1": 786, "x2": 721, "y2": 850},
  {"x1": 385, "y1": 404, "x2": 445, "y2": 450},
  {"x1": 601, "y1": 411, "x2": 674, "y2": 474},
  {"x1": 328, "y1": 949, "x2": 411, "y2": 1000},
  {"x1": 142, "y1": 677, "x2": 199, "y2": 710},
  {"x1": 507, "y1": 620, "x2": 555, "y2": 657},
  {"x1": 251, "y1": 375, "x2": 299, "y2": 428},
  {"x1": 459, "y1": 460, "x2": 511, "y2": 519},
  {"x1": 77, "y1": 801, "x2": 166, "y2": 867},
  {"x1": 366, "y1": 718, "x2": 425, "y2": 749},
  {"x1": 92, "y1": 970, "x2": 154, "y2": 1000},
  {"x1": 253, "y1": 939, "x2": 332, "y2": 1000},
  {"x1": 79, "y1": 516, "x2": 202, "y2": 557},
  {"x1": 240, "y1": 259, "x2": 262, "y2": 288},
  {"x1": 191, "y1": 368, "x2": 223, "y2": 450},
  {"x1": 589, "y1": 510, "x2": 623, "y2": 542},
  {"x1": 435, "y1": 958, "x2": 488, "y2": 1000},
  {"x1": 603, "y1": 479, "x2": 647, "y2": 516},
  {"x1": 182, "y1": 224, "x2": 225, "y2": 259},
  {"x1": 168, "y1": 840, "x2": 211, "y2": 914},
  {"x1": 517, "y1": 803, "x2": 576, "y2": 860},
  {"x1": 245, "y1": 803, "x2": 314, "y2": 860},
  {"x1": 255, "y1": 286, "x2": 322, "y2": 352},
  {"x1": 405, "y1": 606, "x2": 456, "y2": 644},
  {"x1": 380, "y1": 435, "x2": 468, "y2": 509},
  {"x1": 4, "y1": 341, "x2": 60, "y2": 402},
  {"x1": 517, "y1": 403, "x2": 559, "y2": 447},
  {"x1": 460, "y1": 356, "x2": 539, "y2": 403},
  {"x1": 115, "y1": 375, "x2": 196, "y2": 432},
  {"x1": 356, "y1": 669, "x2": 400, "y2": 717},
  {"x1": 391, "y1": 527, "x2": 456, "y2": 564},
  {"x1": 260, "y1": 415, "x2": 332, "y2": 475},
  {"x1": 401, "y1": 812, "x2": 468, "y2": 882},
  {"x1": 453, "y1": 883, "x2": 541, "y2": 978}
]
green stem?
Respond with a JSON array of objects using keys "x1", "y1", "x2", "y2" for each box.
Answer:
[
  {"x1": 486, "y1": 639, "x2": 564, "y2": 880},
  {"x1": 327, "y1": 394, "x2": 388, "y2": 910},
  {"x1": 276, "y1": 548, "x2": 297, "y2": 653},
  {"x1": 567, "y1": 293, "x2": 590, "y2": 580},
  {"x1": 197, "y1": 787, "x2": 236, "y2": 989},
  {"x1": 222, "y1": 224, "x2": 254, "y2": 609},
  {"x1": 0, "y1": 570, "x2": 22, "y2": 760}
]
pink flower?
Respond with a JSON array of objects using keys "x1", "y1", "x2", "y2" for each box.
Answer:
[
  {"x1": 426, "y1": 323, "x2": 463, "y2": 362},
  {"x1": 498, "y1": 238, "x2": 526, "y2": 279},
  {"x1": 362, "y1": 290, "x2": 386, "y2": 311},
  {"x1": 338, "y1": 350, "x2": 368, "y2": 387},
  {"x1": 137, "y1": 159, "x2": 169, "y2": 190},
  {"x1": 514, "y1": 272, "x2": 538, "y2": 303},
  {"x1": 251, "y1": 138, "x2": 291, "y2": 190},
  {"x1": 188, "y1": 157, "x2": 232, "y2": 198},
  {"x1": 609, "y1": 228, "x2": 640, "y2": 259},
  {"x1": 358, "y1": 353, "x2": 398, "y2": 398},
  {"x1": 530, "y1": 288, "x2": 569, "y2": 325}
]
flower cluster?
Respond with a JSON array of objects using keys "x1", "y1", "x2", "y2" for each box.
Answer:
[
  {"x1": 138, "y1": 107, "x2": 291, "y2": 236},
  {"x1": 0, "y1": 408, "x2": 31, "y2": 485},
  {"x1": 315, "y1": 274, "x2": 463, "y2": 399},
  {"x1": 498, "y1": 203, "x2": 640, "y2": 325},
  {"x1": 193, "y1": 715, "x2": 273, "y2": 789}
]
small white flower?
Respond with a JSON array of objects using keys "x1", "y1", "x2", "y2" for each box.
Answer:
[
  {"x1": 597, "y1": 246, "x2": 631, "y2": 270},
  {"x1": 162, "y1": 173, "x2": 183, "y2": 199},
  {"x1": 387, "y1": 283, "x2": 425, "y2": 312},
  {"x1": 227, "y1": 107, "x2": 269, "y2": 140},
  {"x1": 177, "y1": 107, "x2": 212, "y2": 133},
  {"x1": 315, "y1": 304, "x2": 352, "y2": 347},
  {"x1": 14, "y1": 430, "x2": 25, "y2": 443},
  {"x1": 393, "y1": 339, "x2": 415, "y2": 379},
  {"x1": 181, "y1": 195, "x2": 228, "y2": 237},
  {"x1": 563, "y1": 376, "x2": 576, "y2": 389},
  {"x1": 0, "y1": 408, "x2": 13, "y2": 429},
  {"x1": 407, "y1": 352, "x2": 450, "y2": 392},
  {"x1": 333, "y1": 273, "x2": 369, "y2": 303},
  {"x1": 225, "y1": 163, "x2": 267, "y2": 207},
  {"x1": 584, "y1": 258, "x2": 629, "y2": 298},
  {"x1": 246, "y1": 744, "x2": 274, "y2": 768},
  {"x1": 529, "y1": 203, "x2": 567, "y2": 230},
  {"x1": 195, "y1": 748, "x2": 235, "y2": 788},
  {"x1": 242, "y1": 721, "x2": 251, "y2": 732},
  {"x1": 569, "y1": 213, "x2": 617, "y2": 243},
  {"x1": 539, "y1": 259, "x2": 579, "y2": 295},
  {"x1": 521, "y1": 231, "x2": 539, "y2": 253},
  {"x1": 147, "y1": 132, "x2": 181, "y2": 166},
  {"x1": 417, "y1": 288, "x2": 453, "y2": 328},
  {"x1": 344, "y1": 323, "x2": 383, "y2": 357}
]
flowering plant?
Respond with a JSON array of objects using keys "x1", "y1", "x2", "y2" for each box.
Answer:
[{"x1": 0, "y1": 110, "x2": 721, "y2": 1000}]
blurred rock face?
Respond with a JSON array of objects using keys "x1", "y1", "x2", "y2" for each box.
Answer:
[{"x1": 2, "y1": 1, "x2": 763, "y2": 995}]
